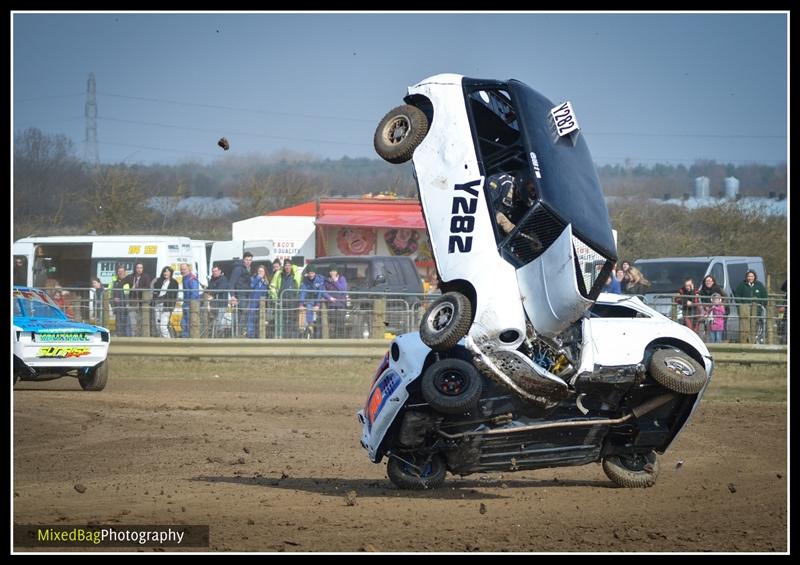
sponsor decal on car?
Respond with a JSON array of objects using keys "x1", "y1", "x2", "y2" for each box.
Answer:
[
  {"x1": 37, "y1": 346, "x2": 91, "y2": 358},
  {"x1": 36, "y1": 332, "x2": 91, "y2": 343},
  {"x1": 366, "y1": 370, "x2": 401, "y2": 430}
]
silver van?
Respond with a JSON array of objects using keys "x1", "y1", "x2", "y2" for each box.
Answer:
[{"x1": 631, "y1": 256, "x2": 766, "y2": 342}]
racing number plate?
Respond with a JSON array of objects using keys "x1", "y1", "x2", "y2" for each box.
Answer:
[{"x1": 550, "y1": 101, "x2": 580, "y2": 144}]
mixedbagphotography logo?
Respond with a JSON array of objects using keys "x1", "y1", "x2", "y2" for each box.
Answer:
[{"x1": 14, "y1": 525, "x2": 209, "y2": 548}]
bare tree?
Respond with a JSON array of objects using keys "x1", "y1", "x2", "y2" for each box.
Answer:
[
  {"x1": 82, "y1": 166, "x2": 154, "y2": 233},
  {"x1": 237, "y1": 170, "x2": 325, "y2": 216},
  {"x1": 13, "y1": 127, "x2": 87, "y2": 234}
]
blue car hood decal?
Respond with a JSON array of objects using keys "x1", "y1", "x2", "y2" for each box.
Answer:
[{"x1": 15, "y1": 318, "x2": 105, "y2": 333}]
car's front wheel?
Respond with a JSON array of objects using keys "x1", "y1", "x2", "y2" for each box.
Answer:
[
  {"x1": 420, "y1": 358, "x2": 483, "y2": 415},
  {"x1": 602, "y1": 451, "x2": 660, "y2": 488},
  {"x1": 419, "y1": 292, "x2": 472, "y2": 352},
  {"x1": 649, "y1": 349, "x2": 707, "y2": 394},
  {"x1": 79, "y1": 361, "x2": 108, "y2": 391},
  {"x1": 386, "y1": 452, "x2": 447, "y2": 490},
  {"x1": 374, "y1": 104, "x2": 429, "y2": 164}
]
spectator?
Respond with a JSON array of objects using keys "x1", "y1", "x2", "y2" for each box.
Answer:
[
  {"x1": 123, "y1": 261, "x2": 153, "y2": 336},
  {"x1": 277, "y1": 259, "x2": 301, "y2": 337},
  {"x1": 706, "y1": 293, "x2": 727, "y2": 343},
  {"x1": 619, "y1": 260, "x2": 632, "y2": 292},
  {"x1": 624, "y1": 266, "x2": 651, "y2": 295},
  {"x1": 152, "y1": 266, "x2": 179, "y2": 339},
  {"x1": 179, "y1": 263, "x2": 201, "y2": 338},
  {"x1": 323, "y1": 264, "x2": 348, "y2": 338},
  {"x1": 14, "y1": 257, "x2": 27, "y2": 286},
  {"x1": 603, "y1": 273, "x2": 622, "y2": 294},
  {"x1": 247, "y1": 264, "x2": 270, "y2": 338},
  {"x1": 268, "y1": 258, "x2": 284, "y2": 300},
  {"x1": 108, "y1": 265, "x2": 131, "y2": 337},
  {"x1": 697, "y1": 275, "x2": 728, "y2": 334},
  {"x1": 52, "y1": 286, "x2": 74, "y2": 318},
  {"x1": 675, "y1": 278, "x2": 699, "y2": 332},
  {"x1": 88, "y1": 276, "x2": 105, "y2": 324},
  {"x1": 299, "y1": 265, "x2": 326, "y2": 338},
  {"x1": 229, "y1": 252, "x2": 254, "y2": 337},
  {"x1": 733, "y1": 270, "x2": 768, "y2": 344},
  {"x1": 206, "y1": 265, "x2": 230, "y2": 336}
]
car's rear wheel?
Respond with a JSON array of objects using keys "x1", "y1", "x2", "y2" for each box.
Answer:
[
  {"x1": 374, "y1": 104, "x2": 429, "y2": 164},
  {"x1": 602, "y1": 451, "x2": 660, "y2": 488},
  {"x1": 649, "y1": 349, "x2": 707, "y2": 394},
  {"x1": 79, "y1": 361, "x2": 108, "y2": 391},
  {"x1": 421, "y1": 358, "x2": 483, "y2": 415},
  {"x1": 386, "y1": 452, "x2": 446, "y2": 490},
  {"x1": 419, "y1": 292, "x2": 472, "y2": 352}
]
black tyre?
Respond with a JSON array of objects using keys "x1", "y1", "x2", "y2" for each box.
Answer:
[
  {"x1": 649, "y1": 349, "x2": 707, "y2": 394},
  {"x1": 79, "y1": 361, "x2": 108, "y2": 391},
  {"x1": 419, "y1": 292, "x2": 472, "y2": 352},
  {"x1": 420, "y1": 358, "x2": 483, "y2": 415},
  {"x1": 386, "y1": 452, "x2": 447, "y2": 490},
  {"x1": 374, "y1": 104, "x2": 429, "y2": 164},
  {"x1": 602, "y1": 451, "x2": 660, "y2": 488}
]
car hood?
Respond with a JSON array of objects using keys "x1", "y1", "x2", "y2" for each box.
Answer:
[{"x1": 14, "y1": 317, "x2": 107, "y2": 333}]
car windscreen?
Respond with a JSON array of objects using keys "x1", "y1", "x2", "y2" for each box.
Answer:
[
  {"x1": 507, "y1": 80, "x2": 616, "y2": 260},
  {"x1": 16, "y1": 298, "x2": 67, "y2": 319},
  {"x1": 633, "y1": 261, "x2": 710, "y2": 295}
]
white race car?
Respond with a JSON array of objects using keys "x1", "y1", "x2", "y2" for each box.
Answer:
[
  {"x1": 374, "y1": 74, "x2": 701, "y2": 401},
  {"x1": 13, "y1": 286, "x2": 110, "y2": 391}
]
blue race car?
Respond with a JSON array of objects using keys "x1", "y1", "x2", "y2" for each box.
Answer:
[{"x1": 13, "y1": 286, "x2": 111, "y2": 391}]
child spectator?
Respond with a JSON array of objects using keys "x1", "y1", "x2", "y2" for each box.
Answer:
[{"x1": 707, "y1": 293, "x2": 726, "y2": 343}]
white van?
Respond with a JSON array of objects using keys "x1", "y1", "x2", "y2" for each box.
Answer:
[
  {"x1": 13, "y1": 235, "x2": 195, "y2": 288},
  {"x1": 190, "y1": 239, "x2": 214, "y2": 287},
  {"x1": 632, "y1": 256, "x2": 766, "y2": 304}
]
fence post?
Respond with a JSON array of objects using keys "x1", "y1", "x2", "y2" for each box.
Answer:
[
  {"x1": 190, "y1": 300, "x2": 200, "y2": 338},
  {"x1": 259, "y1": 297, "x2": 266, "y2": 339},
  {"x1": 141, "y1": 291, "x2": 153, "y2": 337},
  {"x1": 320, "y1": 303, "x2": 330, "y2": 339},
  {"x1": 372, "y1": 298, "x2": 386, "y2": 339},
  {"x1": 766, "y1": 295, "x2": 775, "y2": 345},
  {"x1": 102, "y1": 291, "x2": 111, "y2": 331}
]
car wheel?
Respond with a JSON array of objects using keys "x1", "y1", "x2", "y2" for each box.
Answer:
[
  {"x1": 421, "y1": 358, "x2": 483, "y2": 415},
  {"x1": 649, "y1": 349, "x2": 707, "y2": 394},
  {"x1": 386, "y1": 452, "x2": 447, "y2": 490},
  {"x1": 419, "y1": 292, "x2": 472, "y2": 352},
  {"x1": 374, "y1": 104, "x2": 429, "y2": 164},
  {"x1": 79, "y1": 361, "x2": 108, "y2": 391},
  {"x1": 602, "y1": 451, "x2": 660, "y2": 488}
]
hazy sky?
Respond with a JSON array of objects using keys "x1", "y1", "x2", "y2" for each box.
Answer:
[{"x1": 12, "y1": 11, "x2": 788, "y2": 168}]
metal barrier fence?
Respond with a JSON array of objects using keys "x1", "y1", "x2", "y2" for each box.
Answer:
[
  {"x1": 38, "y1": 287, "x2": 788, "y2": 345},
  {"x1": 43, "y1": 287, "x2": 439, "y2": 340}
]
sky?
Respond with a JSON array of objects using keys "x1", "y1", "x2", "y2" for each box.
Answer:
[{"x1": 12, "y1": 11, "x2": 789, "y2": 168}]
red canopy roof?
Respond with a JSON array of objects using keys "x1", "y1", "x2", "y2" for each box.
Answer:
[
  {"x1": 265, "y1": 201, "x2": 317, "y2": 217},
  {"x1": 316, "y1": 199, "x2": 425, "y2": 229},
  {"x1": 269, "y1": 198, "x2": 425, "y2": 230}
]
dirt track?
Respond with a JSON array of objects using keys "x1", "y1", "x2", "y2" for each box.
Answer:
[{"x1": 13, "y1": 358, "x2": 787, "y2": 553}]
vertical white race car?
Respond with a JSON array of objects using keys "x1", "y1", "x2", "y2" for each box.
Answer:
[{"x1": 357, "y1": 74, "x2": 712, "y2": 489}]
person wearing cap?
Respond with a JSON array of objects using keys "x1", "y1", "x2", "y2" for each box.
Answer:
[
  {"x1": 323, "y1": 264, "x2": 348, "y2": 338},
  {"x1": 299, "y1": 265, "x2": 326, "y2": 338}
]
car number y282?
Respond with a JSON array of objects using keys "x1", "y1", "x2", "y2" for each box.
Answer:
[
  {"x1": 448, "y1": 179, "x2": 481, "y2": 253},
  {"x1": 550, "y1": 101, "x2": 580, "y2": 139}
]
